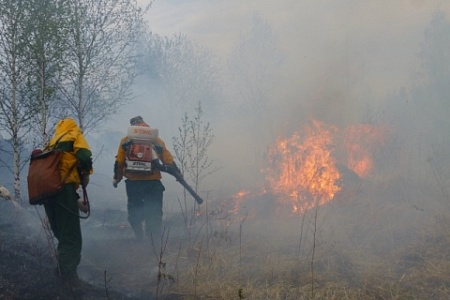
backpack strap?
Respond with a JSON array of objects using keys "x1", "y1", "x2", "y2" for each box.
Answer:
[
  {"x1": 44, "y1": 132, "x2": 69, "y2": 151},
  {"x1": 49, "y1": 131, "x2": 77, "y2": 182}
]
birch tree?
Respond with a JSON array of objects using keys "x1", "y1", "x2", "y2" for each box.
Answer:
[
  {"x1": 0, "y1": 0, "x2": 34, "y2": 202},
  {"x1": 0, "y1": 0, "x2": 150, "y2": 201},
  {"x1": 58, "y1": 0, "x2": 148, "y2": 133},
  {"x1": 26, "y1": 0, "x2": 70, "y2": 146}
]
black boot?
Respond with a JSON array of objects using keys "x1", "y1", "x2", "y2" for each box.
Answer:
[{"x1": 57, "y1": 270, "x2": 85, "y2": 299}]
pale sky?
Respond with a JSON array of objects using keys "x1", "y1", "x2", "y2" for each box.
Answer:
[{"x1": 144, "y1": 0, "x2": 450, "y2": 93}]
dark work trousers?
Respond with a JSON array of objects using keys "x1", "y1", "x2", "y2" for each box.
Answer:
[
  {"x1": 125, "y1": 179, "x2": 165, "y2": 241},
  {"x1": 44, "y1": 183, "x2": 81, "y2": 277}
]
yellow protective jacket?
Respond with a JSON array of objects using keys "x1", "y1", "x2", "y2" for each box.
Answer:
[
  {"x1": 46, "y1": 118, "x2": 93, "y2": 188},
  {"x1": 114, "y1": 124, "x2": 175, "y2": 181}
]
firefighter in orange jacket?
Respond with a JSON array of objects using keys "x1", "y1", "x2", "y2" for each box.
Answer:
[
  {"x1": 44, "y1": 118, "x2": 93, "y2": 285},
  {"x1": 113, "y1": 116, "x2": 176, "y2": 242}
]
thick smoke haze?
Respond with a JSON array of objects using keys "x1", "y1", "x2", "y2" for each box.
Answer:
[
  {"x1": 3, "y1": 1, "x2": 450, "y2": 298},
  {"x1": 146, "y1": 0, "x2": 447, "y2": 93},
  {"x1": 99, "y1": 0, "x2": 450, "y2": 261},
  {"x1": 99, "y1": 0, "x2": 450, "y2": 195}
]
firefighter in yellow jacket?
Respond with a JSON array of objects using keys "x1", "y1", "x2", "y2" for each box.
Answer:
[
  {"x1": 43, "y1": 118, "x2": 93, "y2": 285},
  {"x1": 113, "y1": 116, "x2": 177, "y2": 242}
]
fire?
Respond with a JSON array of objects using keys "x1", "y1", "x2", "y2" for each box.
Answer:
[
  {"x1": 229, "y1": 190, "x2": 249, "y2": 215},
  {"x1": 344, "y1": 124, "x2": 388, "y2": 178},
  {"x1": 264, "y1": 120, "x2": 341, "y2": 213},
  {"x1": 219, "y1": 120, "x2": 387, "y2": 217}
]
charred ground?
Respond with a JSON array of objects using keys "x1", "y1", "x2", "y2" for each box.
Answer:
[
  {"x1": 0, "y1": 202, "x2": 138, "y2": 300},
  {"x1": 0, "y1": 201, "x2": 185, "y2": 300}
]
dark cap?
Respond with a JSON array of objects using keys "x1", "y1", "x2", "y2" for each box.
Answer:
[{"x1": 130, "y1": 116, "x2": 144, "y2": 125}]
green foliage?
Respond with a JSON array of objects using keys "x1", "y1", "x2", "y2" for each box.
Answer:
[
  {"x1": 0, "y1": 0, "x2": 148, "y2": 200},
  {"x1": 238, "y1": 287, "x2": 245, "y2": 299},
  {"x1": 25, "y1": 0, "x2": 71, "y2": 145}
]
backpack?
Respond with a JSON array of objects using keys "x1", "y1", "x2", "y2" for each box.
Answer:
[
  {"x1": 124, "y1": 126, "x2": 158, "y2": 173},
  {"x1": 27, "y1": 134, "x2": 76, "y2": 205}
]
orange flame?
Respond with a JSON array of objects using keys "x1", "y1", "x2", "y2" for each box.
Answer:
[
  {"x1": 344, "y1": 124, "x2": 388, "y2": 178},
  {"x1": 229, "y1": 190, "x2": 249, "y2": 215},
  {"x1": 264, "y1": 120, "x2": 341, "y2": 213}
]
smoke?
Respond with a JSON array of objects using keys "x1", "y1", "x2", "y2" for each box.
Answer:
[
  {"x1": 136, "y1": 0, "x2": 447, "y2": 185},
  {"x1": 9, "y1": 1, "x2": 444, "y2": 297},
  {"x1": 141, "y1": 0, "x2": 450, "y2": 265}
]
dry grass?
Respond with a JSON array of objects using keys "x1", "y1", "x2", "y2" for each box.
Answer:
[
  {"x1": 152, "y1": 179, "x2": 450, "y2": 300},
  {"x1": 162, "y1": 229, "x2": 450, "y2": 299},
  {"x1": 2, "y1": 176, "x2": 450, "y2": 299}
]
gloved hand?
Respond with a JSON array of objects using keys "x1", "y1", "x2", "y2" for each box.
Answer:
[
  {"x1": 81, "y1": 174, "x2": 90, "y2": 187},
  {"x1": 77, "y1": 198, "x2": 88, "y2": 213},
  {"x1": 153, "y1": 144, "x2": 164, "y2": 155},
  {"x1": 113, "y1": 178, "x2": 120, "y2": 188}
]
